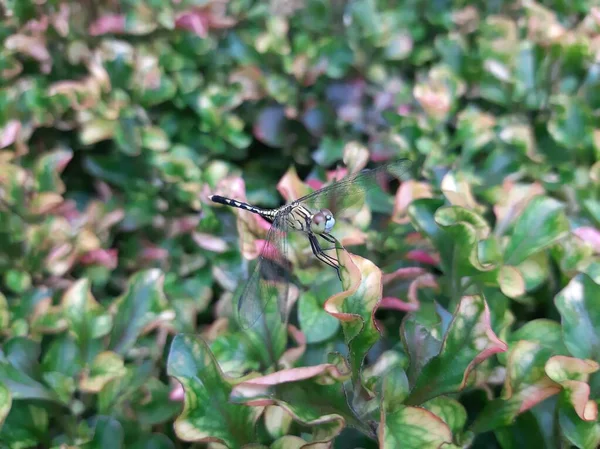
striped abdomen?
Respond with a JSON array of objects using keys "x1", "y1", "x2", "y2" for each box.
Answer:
[{"x1": 209, "y1": 194, "x2": 277, "y2": 219}]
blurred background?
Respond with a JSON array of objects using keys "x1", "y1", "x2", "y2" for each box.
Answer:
[{"x1": 1, "y1": 0, "x2": 600, "y2": 448}]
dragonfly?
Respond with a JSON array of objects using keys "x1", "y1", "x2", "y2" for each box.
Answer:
[{"x1": 209, "y1": 159, "x2": 412, "y2": 330}]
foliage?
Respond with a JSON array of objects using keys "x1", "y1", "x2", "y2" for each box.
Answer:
[{"x1": 1, "y1": 0, "x2": 600, "y2": 448}]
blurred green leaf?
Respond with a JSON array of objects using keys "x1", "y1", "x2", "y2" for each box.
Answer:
[
  {"x1": 554, "y1": 274, "x2": 600, "y2": 361},
  {"x1": 504, "y1": 196, "x2": 570, "y2": 266},
  {"x1": 108, "y1": 269, "x2": 174, "y2": 355}
]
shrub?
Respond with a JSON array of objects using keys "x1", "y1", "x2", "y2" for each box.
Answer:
[{"x1": 1, "y1": 0, "x2": 599, "y2": 448}]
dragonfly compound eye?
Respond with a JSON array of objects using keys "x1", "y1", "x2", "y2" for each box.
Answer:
[{"x1": 312, "y1": 209, "x2": 335, "y2": 234}]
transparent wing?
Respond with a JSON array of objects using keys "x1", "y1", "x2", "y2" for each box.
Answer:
[
  {"x1": 296, "y1": 159, "x2": 412, "y2": 216},
  {"x1": 236, "y1": 214, "x2": 292, "y2": 331}
]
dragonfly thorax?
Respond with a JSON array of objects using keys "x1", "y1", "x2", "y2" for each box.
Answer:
[{"x1": 310, "y1": 208, "x2": 335, "y2": 234}]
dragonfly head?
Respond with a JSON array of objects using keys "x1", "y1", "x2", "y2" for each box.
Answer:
[{"x1": 311, "y1": 209, "x2": 335, "y2": 234}]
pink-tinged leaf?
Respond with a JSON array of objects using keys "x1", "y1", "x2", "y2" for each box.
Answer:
[
  {"x1": 0, "y1": 120, "x2": 21, "y2": 149},
  {"x1": 279, "y1": 325, "x2": 307, "y2": 369},
  {"x1": 342, "y1": 142, "x2": 370, "y2": 175},
  {"x1": 471, "y1": 341, "x2": 560, "y2": 433},
  {"x1": 141, "y1": 243, "x2": 169, "y2": 262},
  {"x1": 5, "y1": 34, "x2": 52, "y2": 73},
  {"x1": 174, "y1": 7, "x2": 236, "y2": 37},
  {"x1": 79, "y1": 249, "x2": 118, "y2": 270},
  {"x1": 89, "y1": 14, "x2": 126, "y2": 36},
  {"x1": 573, "y1": 226, "x2": 600, "y2": 254},
  {"x1": 168, "y1": 215, "x2": 201, "y2": 237},
  {"x1": 169, "y1": 381, "x2": 184, "y2": 401},
  {"x1": 326, "y1": 167, "x2": 349, "y2": 183},
  {"x1": 167, "y1": 334, "x2": 260, "y2": 445},
  {"x1": 406, "y1": 295, "x2": 508, "y2": 405},
  {"x1": 380, "y1": 297, "x2": 418, "y2": 313},
  {"x1": 324, "y1": 250, "x2": 383, "y2": 384},
  {"x1": 441, "y1": 171, "x2": 484, "y2": 211},
  {"x1": 393, "y1": 180, "x2": 434, "y2": 224},
  {"x1": 379, "y1": 405, "x2": 453, "y2": 449},
  {"x1": 546, "y1": 356, "x2": 599, "y2": 421},
  {"x1": 277, "y1": 166, "x2": 313, "y2": 203},
  {"x1": 382, "y1": 266, "x2": 427, "y2": 285},
  {"x1": 405, "y1": 249, "x2": 440, "y2": 266},
  {"x1": 380, "y1": 272, "x2": 439, "y2": 313},
  {"x1": 230, "y1": 360, "x2": 367, "y2": 442},
  {"x1": 192, "y1": 232, "x2": 228, "y2": 253},
  {"x1": 305, "y1": 178, "x2": 324, "y2": 190},
  {"x1": 493, "y1": 180, "x2": 544, "y2": 230}
]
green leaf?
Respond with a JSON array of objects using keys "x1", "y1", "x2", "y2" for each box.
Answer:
[
  {"x1": 167, "y1": 334, "x2": 258, "y2": 445},
  {"x1": 79, "y1": 351, "x2": 127, "y2": 393},
  {"x1": 363, "y1": 350, "x2": 410, "y2": 414},
  {"x1": 128, "y1": 434, "x2": 175, "y2": 449},
  {"x1": 0, "y1": 402, "x2": 48, "y2": 448},
  {"x1": 380, "y1": 405, "x2": 453, "y2": 449},
  {"x1": 554, "y1": 273, "x2": 600, "y2": 360},
  {"x1": 504, "y1": 196, "x2": 570, "y2": 266},
  {"x1": 98, "y1": 361, "x2": 154, "y2": 415},
  {"x1": 108, "y1": 269, "x2": 174, "y2": 355},
  {"x1": 61, "y1": 278, "x2": 112, "y2": 363},
  {"x1": 558, "y1": 395, "x2": 600, "y2": 449},
  {"x1": 0, "y1": 338, "x2": 60, "y2": 403},
  {"x1": 421, "y1": 396, "x2": 467, "y2": 436},
  {"x1": 82, "y1": 416, "x2": 124, "y2": 449},
  {"x1": 500, "y1": 319, "x2": 569, "y2": 365},
  {"x1": 297, "y1": 288, "x2": 339, "y2": 344},
  {"x1": 0, "y1": 380, "x2": 12, "y2": 428},
  {"x1": 400, "y1": 303, "x2": 444, "y2": 387},
  {"x1": 142, "y1": 126, "x2": 170, "y2": 152},
  {"x1": 131, "y1": 378, "x2": 182, "y2": 426},
  {"x1": 408, "y1": 200, "x2": 494, "y2": 301},
  {"x1": 324, "y1": 250, "x2": 383, "y2": 384},
  {"x1": 405, "y1": 295, "x2": 507, "y2": 405},
  {"x1": 237, "y1": 272, "x2": 288, "y2": 370}
]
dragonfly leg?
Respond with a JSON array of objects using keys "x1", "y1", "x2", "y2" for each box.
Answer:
[
  {"x1": 308, "y1": 233, "x2": 342, "y2": 280},
  {"x1": 318, "y1": 232, "x2": 340, "y2": 252}
]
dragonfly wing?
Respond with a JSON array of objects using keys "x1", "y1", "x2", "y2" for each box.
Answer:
[
  {"x1": 236, "y1": 214, "x2": 291, "y2": 331},
  {"x1": 296, "y1": 160, "x2": 412, "y2": 217}
]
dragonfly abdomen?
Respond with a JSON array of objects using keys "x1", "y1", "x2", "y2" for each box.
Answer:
[{"x1": 209, "y1": 194, "x2": 276, "y2": 218}]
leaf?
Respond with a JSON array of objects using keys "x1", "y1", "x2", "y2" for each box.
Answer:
[
  {"x1": 98, "y1": 361, "x2": 154, "y2": 415},
  {"x1": 83, "y1": 416, "x2": 124, "y2": 449},
  {"x1": 558, "y1": 395, "x2": 600, "y2": 449},
  {"x1": 405, "y1": 295, "x2": 508, "y2": 405},
  {"x1": 0, "y1": 338, "x2": 60, "y2": 403},
  {"x1": 0, "y1": 380, "x2": 11, "y2": 428},
  {"x1": 230, "y1": 360, "x2": 365, "y2": 442},
  {"x1": 61, "y1": 278, "x2": 113, "y2": 363},
  {"x1": 167, "y1": 334, "x2": 258, "y2": 445},
  {"x1": 79, "y1": 352, "x2": 127, "y2": 393},
  {"x1": 363, "y1": 350, "x2": 410, "y2": 414},
  {"x1": 408, "y1": 200, "x2": 494, "y2": 300},
  {"x1": 554, "y1": 274, "x2": 600, "y2": 360},
  {"x1": 472, "y1": 341, "x2": 560, "y2": 433},
  {"x1": 380, "y1": 405, "x2": 453, "y2": 449},
  {"x1": 297, "y1": 288, "x2": 339, "y2": 344},
  {"x1": 400, "y1": 303, "x2": 445, "y2": 387},
  {"x1": 324, "y1": 250, "x2": 383, "y2": 384},
  {"x1": 545, "y1": 356, "x2": 599, "y2": 422},
  {"x1": 0, "y1": 403, "x2": 48, "y2": 448},
  {"x1": 504, "y1": 196, "x2": 570, "y2": 266},
  {"x1": 108, "y1": 269, "x2": 175, "y2": 354},
  {"x1": 421, "y1": 396, "x2": 467, "y2": 436}
]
